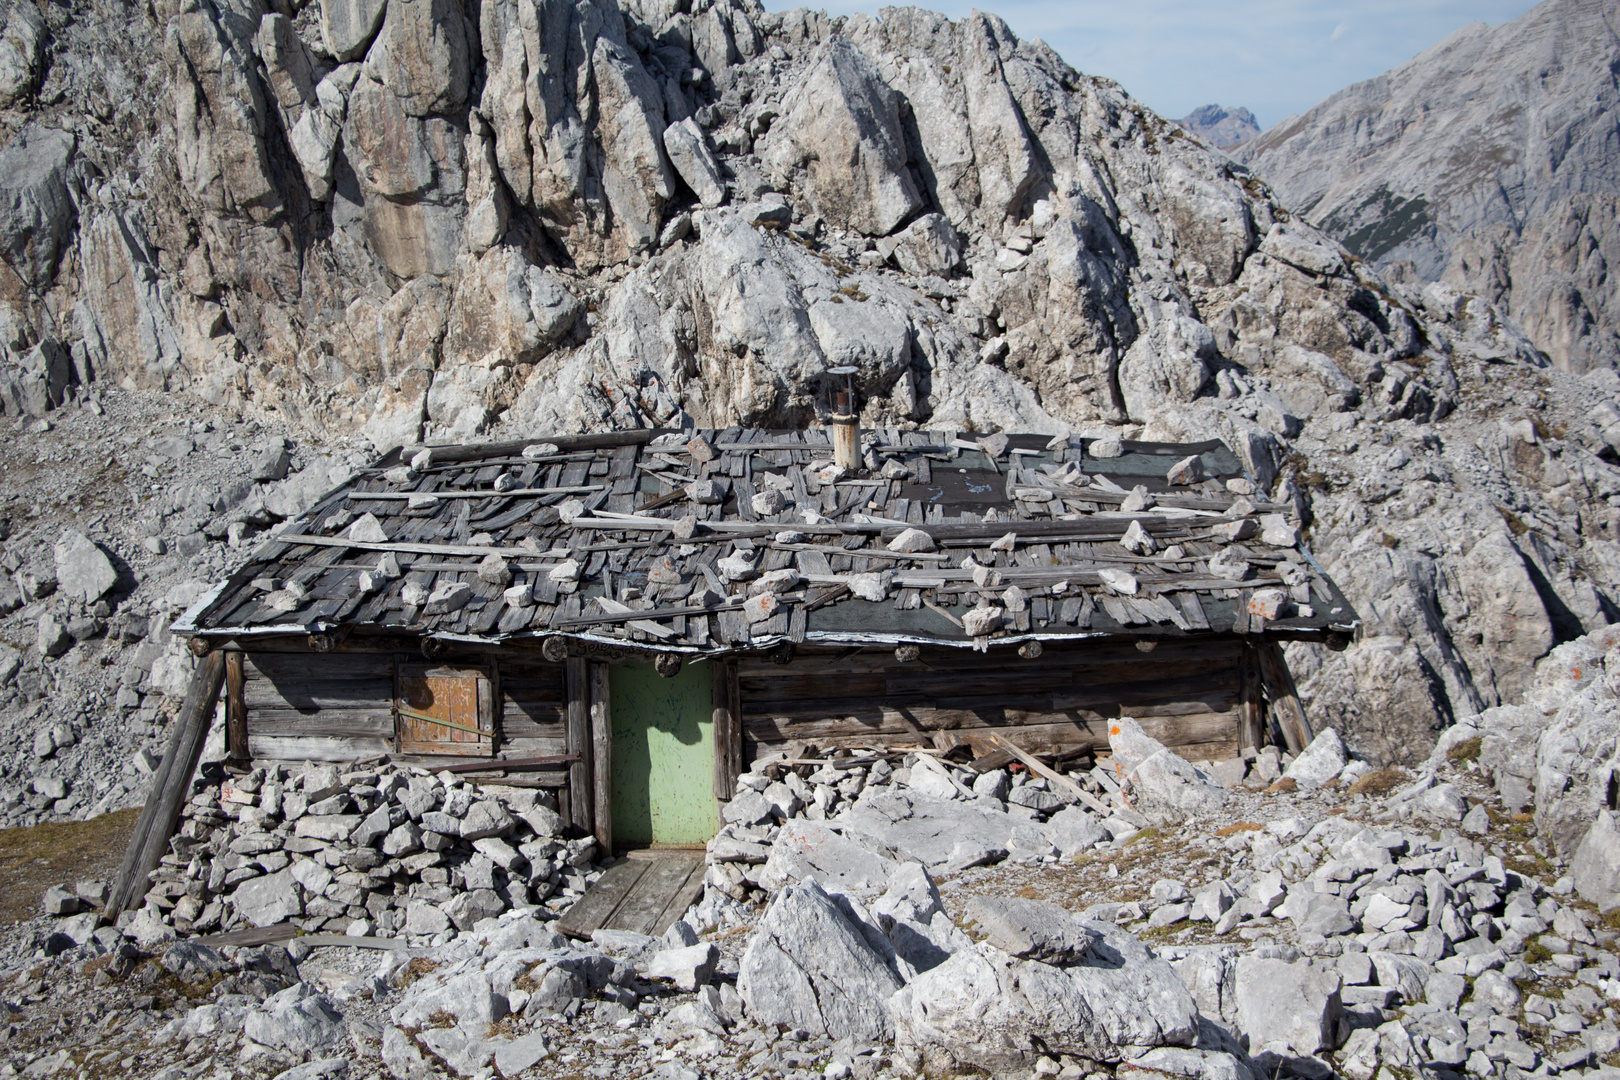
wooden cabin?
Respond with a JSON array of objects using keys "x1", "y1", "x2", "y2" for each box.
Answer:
[{"x1": 171, "y1": 428, "x2": 1359, "y2": 854}]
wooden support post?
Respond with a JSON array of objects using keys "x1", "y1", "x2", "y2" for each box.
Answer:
[
  {"x1": 224, "y1": 650, "x2": 248, "y2": 767},
  {"x1": 590, "y1": 663, "x2": 612, "y2": 854},
  {"x1": 1238, "y1": 647, "x2": 1265, "y2": 756},
  {"x1": 565, "y1": 658, "x2": 593, "y2": 836},
  {"x1": 712, "y1": 660, "x2": 741, "y2": 801},
  {"x1": 109, "y1": 650, "x2": 226, "y2": 920},
  {"x1": 1256, "y1": 641, "x2": 1313, "y2": 756}
]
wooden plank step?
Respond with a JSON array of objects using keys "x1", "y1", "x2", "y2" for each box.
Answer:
[
  {"x1": 556, "y1": 855, "x2": 705, "y2": 940},
  {"x1": 556, "y1": 859, "x2": 647, "y2": 939}
]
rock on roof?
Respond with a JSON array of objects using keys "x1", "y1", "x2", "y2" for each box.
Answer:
[{"x1": 176, "y1": 428, "x2": 1360, "y2": 652}]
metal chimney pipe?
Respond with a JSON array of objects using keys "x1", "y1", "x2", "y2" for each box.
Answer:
[{"x1": 830, "y1": 387, "x2": 860, "y2": 471}]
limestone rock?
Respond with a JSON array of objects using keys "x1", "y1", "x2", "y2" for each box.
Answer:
[
  {"x1": 964, "y1": 895, "x2": 1097, "y2": 963},
  {"x1": 232, "y1": 867, "x2": 303, "y2": 927},
  {"x1": 737, "y1": 878, "x2": 904, "y2": 1042},
  {"x1": 662, "y1": 118, "x2": 725, "y2": 209},
  {"x1": 52, "y1": 530, "x2": 117, "y2": 602},
  {"x1": 0, "y1": 0, "x2": 46, "y2": 106},
  {"x1": 1574, "y1": 810, "x2": 1620, "y2": 913},
  {"x1": 891, "y1": 921, "x2": 1198, "y2": 1075},
  {"x1": 321, "y1": 0, "x2": 388, "y2": 62},
  {"x1": 0, "y1": 126, "x2": 75, "y2": 288},
  {"x1": 1108, "y1": 718, "x2": 1227, "y2": 822},
  {"x1": 1282, "y1": 728, "x2": 1348, "y2": 786},
  {"x1": 763, "y1": 37, "x2": 922, "y2": 236},
  {"x1": 244, "y1": 984, "x2": 346, "y2": 1056},
  {"x1": 1233, "y1": 955, "x2": 1343, "y2": 1055}
]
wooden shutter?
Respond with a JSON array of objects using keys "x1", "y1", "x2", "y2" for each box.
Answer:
[{"x1": 395, "y1": 663, "x2": 496, "y2": 756}]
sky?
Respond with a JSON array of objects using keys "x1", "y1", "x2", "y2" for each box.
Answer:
[{"x1": 761, "y1": 0, "x2": 1544, "y2": 130}]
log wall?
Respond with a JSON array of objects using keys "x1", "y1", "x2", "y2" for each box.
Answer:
[
  {"x1": 237, "y1": 643, "x2": 567, "y2": 769},
  {"x1": 738, "y1": 638, "x2": 1249, "y2": 763}
]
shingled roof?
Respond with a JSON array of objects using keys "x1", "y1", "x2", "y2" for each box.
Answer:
[{"x1": 174, "y1": 428, "x2": 1360, "y2": 651}]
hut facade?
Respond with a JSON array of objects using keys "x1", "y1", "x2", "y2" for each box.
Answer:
[{"x1": 170, "y1": 428, "x2": 1359, "y2": 852}]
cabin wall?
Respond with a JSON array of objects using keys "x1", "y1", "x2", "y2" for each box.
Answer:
[
  {"x1": 737, "y1": 638, "x2": 1253, "y2": 764},
  {"x1": 234, "y1": 641, "x2": 569, "y2": 781}
]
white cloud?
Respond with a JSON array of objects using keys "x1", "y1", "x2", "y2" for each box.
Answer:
[{"x1": 1332, "y1": 20, "x2": 1353, "y2": 40}]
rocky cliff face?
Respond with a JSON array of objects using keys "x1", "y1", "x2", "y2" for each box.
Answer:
[
  {"x1": 0, "y1": 0, "x2": 1618, "y2": 769},
  {"x1": 1237, "y1": 0, "x2": 1620, "y2": 373}
]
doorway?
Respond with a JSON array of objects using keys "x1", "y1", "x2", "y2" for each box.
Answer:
[{"x1": 608, "y1": 661, "x2": 717, "y2": 847}]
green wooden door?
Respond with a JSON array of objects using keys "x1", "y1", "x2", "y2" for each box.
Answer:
[{"x1": 609, "y1": 661, "x2": 717, "y2": 847}]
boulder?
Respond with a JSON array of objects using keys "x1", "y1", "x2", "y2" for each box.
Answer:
[
  {"x1": 320, "y1": 0, "x2": 387, "y2": 61},
  {"x1": 662, "y1": 118, "x2": 725, "y2": 208},
  {"x1": 1574, "y1": 810, "x2": 1620, "y2": 912},
  {"x1": 964, "y1": 895, "x2": 1097, "y2": 963},
  {"x1": 871, "y1": 862, "x2": 969, "y2": 976},
  {"x1": 737, "y1": 878, "x2": 904, "y2": 1042},
  {"x1": 645, "y1": 942, "x2": 717, "y2": 992},
  {"x1": 1282, "y1": 728, "x2": 1347, "y2": 786},
  {"x1": 762, "y1": 37, "x2": 922, "y2": 236},
  {"x1": 757, "y1": 820, "x2": 899, "y2": 892},
  {"x1": 0, "y1": 0, "x2": 46, "y2": 107},
  {"x1": 889, "y1": 212, "x2": 963, "y2": 277},
  {"x1": 0, "y1": 125, "x2": 75, "y2": 288},
  {"x1": 232, "y1": 867, "x2": 303, "y2": 928},
  {"x1": 1108, "y1": 718, "x2": 1227, "y2": 822},
  {"x1": 53, "y1": 530, "x2": 117, "y2": 603},
  {"x1": 1121, "y1": 1048, "x2": 1256, "y2": 1080},
  {"x1": 892, "y1": 921, "x2": 1198, "y2": 1075},
  {"x1": 244, "y1": 984, "x2": 345, "y2": 1056},
  {"x1": 1232, "y1": 955, "x2": 1343, "y2": 1055}
]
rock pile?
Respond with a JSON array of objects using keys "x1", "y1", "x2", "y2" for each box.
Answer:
[
  {"x1": 18, "y1": 700, "x2": 1620, "y2": 1080},
  {"x1": 114, "y1": 760, "x2": 600, "y2": 948},
  {"x1": 699, "y1": 719, "x2": 1348, "y2": 915}
]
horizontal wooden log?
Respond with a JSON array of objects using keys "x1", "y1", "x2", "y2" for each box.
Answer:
[
  {"x1": 249, "y1": 734, "x2": 395, "y2": 761},
  {"x1": 743, "y1": 699, "x2": 1240, "y2": 744},
  {"x1": 742, "y1": 674, "x2": 1239, "y2": 727},
  {"x1": 346, "y1": 486, "x2": 602, "y2": 500},
  {"x1": 737, "y1": 638, "x2": 1242, "y2": 678},
  {"x1": 499, "y1": 737, "x2": 568, "y2": 756},
  {"x1": 247, "y1": 653, "x2": 395, "y2": 679},
  {"x1": 739, "y1": 659, "x2": 1241, "y2": 705},
  {"x1": 250, "y1": 711, "x2": 394, "y2": 738},
  {"x1": 269, "y1": 534, "x2": 573, "y2": 559},
  {"x1": 500, "y1": 714, "x2": 567, "y2": 740},
  {"x1": 745, "y1": 711, "x2": 1238, "y2": 757},
  {"x1": 396, "y1": 428, "x2": 666, "y2": 463},
  {"x1": 244, "y1": 680, "x2": 394, "y2": 710}
]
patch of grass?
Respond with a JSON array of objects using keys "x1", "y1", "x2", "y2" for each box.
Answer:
[
  {"x1": 1498, "y1": 506, "x2": 1531, "y2": 537},
  {"x1": 1504, "y1": 852, "x2": 1552, "y2": 881},
  {"x1": 1447, "y1": 736, "x2": 1483, "y2": 763},
  {"x1": 1215, "y1": 822, "x2": 1262, "y2": 837},
  {"x1": 1266, "y1": 778, "x2": 1298, "y2": 795},
  {"x1": 1524, "y1": 937, "x2": 1553, "y2": 964},
  {"x1": 1349, "y1": 768, "x2": 1408, "y2": 797},
  {"x1": 397, "y1": 957, "x2": 441, "y2": 988},
  {"x1": 1600, "y1": 909, "x2": 1620, "y2": 934},
  {"x1": 1127, "y1": 827, "x2": 1164, "y2": 845},
  {"x1": 0, "y1": 808, "x2": 140, "y2": 924}
]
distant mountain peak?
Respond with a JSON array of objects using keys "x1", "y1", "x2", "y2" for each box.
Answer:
[{"x1": 1179, "y1": 104, "x2": 1261, "y2": 147}]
